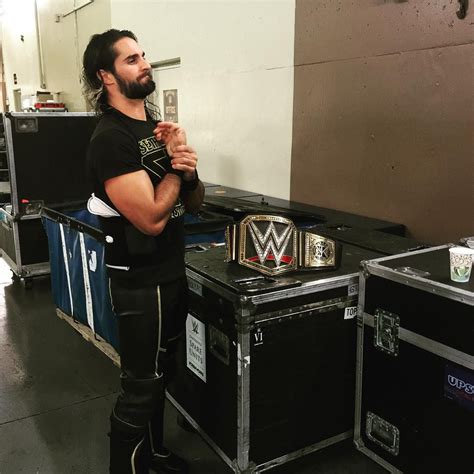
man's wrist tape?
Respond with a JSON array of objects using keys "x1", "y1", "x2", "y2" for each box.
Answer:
[{"x1": 181, "y1": 170, "x2": 199, "y2": 192}]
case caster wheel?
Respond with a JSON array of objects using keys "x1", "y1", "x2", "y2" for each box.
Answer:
[
  {"x1": 177, "y1": 413, "x2": 195, "y2": 433},
  {"x1": 21, "y1": 278, "x2": 33, "y2": 289}
]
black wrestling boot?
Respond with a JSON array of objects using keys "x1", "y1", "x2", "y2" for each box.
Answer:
[
  {"x1": 109, "y1": 415, "x2": 148, "y2": 474},
  {"x1": 144, "y1": 401, "x2": 189, "y2": 474},
  {"x1": 148, "y1": 448, "x2": 189, "y2": 474}
]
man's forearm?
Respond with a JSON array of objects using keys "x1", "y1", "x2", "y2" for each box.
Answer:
[
  {"x1": 183, "y1": 180, "x2": 204, "y2": 214},
  {"x1": 148, "y1": 173, "x2": 182, "y2": 234}
]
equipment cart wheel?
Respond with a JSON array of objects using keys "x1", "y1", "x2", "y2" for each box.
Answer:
[{"x1": 21, "y1": 277, "x2": 33, "y2": 289}]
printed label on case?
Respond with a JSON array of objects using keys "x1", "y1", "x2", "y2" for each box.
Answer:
[
  {"x1": 444, "y1": 363, "x2": 474, "y2": 412},
  {"x1": 188, "y1": 279, "x2": 202, "y2": 296},
  {"x1": 344, "y1": 306, "x2": 358, "y2": 320},
  {"x1": 186, "y1": 314, "x2": 206, "y2": 382},
  {"x1": 253, "y1": 328, "x2": 264, "y2": 346},
  {"x1": 348, "y1": 284, "x2": 359, "y2": 296}
]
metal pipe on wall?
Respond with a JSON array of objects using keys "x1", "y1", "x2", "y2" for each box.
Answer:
[
  {"x1": 34, "y1": 0, "x2": 46, "y2": 89},
  {"x1": 59, "y1": 0, "x2": 94, "y2": 20}
]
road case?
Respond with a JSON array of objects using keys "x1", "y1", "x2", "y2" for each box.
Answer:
[
  {"x1": 202, "y1": 195, "x2": 325, "y2": 229},
  {"x1": 355, "y1": 245, "x2": 474, "y2": 474},
  {"x1": 312, "y1": 226, "x2": 426, "y2": 256},
  {"x1": 167, "y1": 243, "x2": 383, "y2": 473},
  {"x1": 0, "y1": 112, "x2": 96, "y2": 283},
  {"x1": 205, "y1": 185, "x2": 262, "y2": 200},
  {"x1": 184, "y1": 209, "x2": 233, "y2": 245},
  {"x1": 239, "y1": 195, "x2": 406, "y2": 236},
  {"x1": 0, "y1": 206, "x2": 50, "y2": 284}
]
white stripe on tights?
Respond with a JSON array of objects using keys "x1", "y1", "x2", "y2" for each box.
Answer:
[
  {"x1": 150, "y1": 285, "x2": 164, "y2": 455},
  {"x1": 131, "y1": 437, "x2": 144, "y2": 474},
  {"x1": 155, "y1": 284, "x2": 163, "y2": 377},
  {"x1": 148, "y1": 421, "x2": 156, "y2": 455}
]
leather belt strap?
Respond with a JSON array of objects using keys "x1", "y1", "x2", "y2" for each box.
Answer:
[{"x1": 225, "y1": 214, "x2": 341, "y2": 276}]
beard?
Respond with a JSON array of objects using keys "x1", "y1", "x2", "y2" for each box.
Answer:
[{"x1": 114, "y1": 70, "x2": 156, "y2": 99}]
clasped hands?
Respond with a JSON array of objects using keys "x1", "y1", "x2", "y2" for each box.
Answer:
[{"x1": 154, "y1": 122, "x2": 197, "y2": 182}]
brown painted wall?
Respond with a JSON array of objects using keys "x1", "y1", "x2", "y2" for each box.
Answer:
[{"x1": 291, "y1": 0, "x2": 474, "y2": 244}]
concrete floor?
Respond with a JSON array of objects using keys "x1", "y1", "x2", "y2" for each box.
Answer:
[{"x1": 0, "y1": 258, "x2": 386, "y2": 474}]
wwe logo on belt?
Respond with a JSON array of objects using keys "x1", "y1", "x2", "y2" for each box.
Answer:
[
  {"x1": 249, "y1": 221, "x2": 293, "y2": 266},
  {"x1": 239, "y1": 215, "x2": 297, "y2": 275}
]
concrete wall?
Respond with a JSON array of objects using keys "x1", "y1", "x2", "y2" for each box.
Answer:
[
  {"x1": 291, "y1": 0, "x2": 474, "y2": 243},
  {"x1": 2, "y1": 0, "x2": 42, "y2": 109},
  {"x1": 2, "y1": 0, "x2": 471, "y2": 243},
  {"x1": 40, "y1": 0, "x2": 112, "y2": 112},
  {"x1": 111, "y1": 0, "x2": 296, "y2": 199},
  {"x1": 1, "y1": 0, "x2": 295, "y2": 197},
  {"x1": 1, "y1": 0, "x2": 111, "y2": 112}
]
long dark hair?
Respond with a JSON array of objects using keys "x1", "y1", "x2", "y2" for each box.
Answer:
[{"x1": 82, "y1": 29, "x2": 137, "y2": 114}]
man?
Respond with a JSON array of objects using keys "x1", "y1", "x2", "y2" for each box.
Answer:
[{"x1": 82, "y1": 29, "x2": 204, "y2": 474}]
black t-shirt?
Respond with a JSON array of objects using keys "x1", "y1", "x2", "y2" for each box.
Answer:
[{"x1": 87, "y1": 107, "x2": 186, "y2": 286}]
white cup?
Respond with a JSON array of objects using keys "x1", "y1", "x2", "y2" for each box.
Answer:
[{"x1": 449, "y1": 247, "x2": 474, "y2": 283}]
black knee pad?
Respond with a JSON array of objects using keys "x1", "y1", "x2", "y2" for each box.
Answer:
[{"x1": 114, "y1": 375, "x2": 164, "y2": 429}]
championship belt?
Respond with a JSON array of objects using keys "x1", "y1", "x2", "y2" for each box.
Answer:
[{"x1": 225, "y1": 214, "x2": 341, "y2": 276}]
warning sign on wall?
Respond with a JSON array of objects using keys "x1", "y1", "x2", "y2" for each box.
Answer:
[
  {"x1": 163, "y1": 89, "x2": 178, "y2": 122},
  {"x1": 186, "y1": 314, "x2": 206, "y2": 382}
]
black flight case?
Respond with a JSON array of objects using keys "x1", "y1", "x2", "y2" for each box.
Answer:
[
  {"x1": 0, "y1": 112, "x2": 96, "y2": 286},
  {"x1": 355, "y1": 245, "x2": 474, "y2": 473},
  {"x1": 237, "y1": 194, "x2": 406, "y2": 236},
  {"x1": 168, "y1": 243, "x2": 383, "y2": 473}
]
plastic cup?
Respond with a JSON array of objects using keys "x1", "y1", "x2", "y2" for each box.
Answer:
[{"x1": 449, "y1": 247, "x2": 474, "y2": 283}]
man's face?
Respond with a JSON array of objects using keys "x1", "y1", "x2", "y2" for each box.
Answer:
[{"x1": 112, "y1": 37, "x2": 156, "y2": 99}]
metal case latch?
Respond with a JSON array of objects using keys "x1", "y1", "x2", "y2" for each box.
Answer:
[
  {"x1": 209, "y1": 325, "x2": 230, "y2": 366},
  {"x1": 14, "y1": 117, "x2": 38, "y2": 133},
  {"x1": 366, "y1": 411, "x2": 400, "y2": 456},
  {"x1": 374, "y1": 308, "x2": 400, "y2": 356}
]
